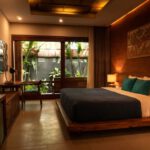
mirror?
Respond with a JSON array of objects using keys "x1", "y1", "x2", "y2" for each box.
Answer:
[{"x1": 0, "y1": 40, "x2": 7, "y2": 73}]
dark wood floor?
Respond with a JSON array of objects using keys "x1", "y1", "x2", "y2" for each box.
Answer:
[{"x1": 2, "y1": 100, "x2": 150, "y2": 150}]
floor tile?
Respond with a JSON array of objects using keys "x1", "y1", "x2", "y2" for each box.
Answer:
[{"x1": 2, "y1": 100, "x2": 150, "y2": 150}]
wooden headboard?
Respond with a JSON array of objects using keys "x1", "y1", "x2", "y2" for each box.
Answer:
[{"x1": 117, "y1": 73, "x2": 150, "y2": 86}]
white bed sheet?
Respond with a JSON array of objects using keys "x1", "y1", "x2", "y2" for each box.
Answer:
[{"x1": 103, "y1": 87, "x2": 150, "y2": 118}]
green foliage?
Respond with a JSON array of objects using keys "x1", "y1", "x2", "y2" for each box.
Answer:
[
  {"x1": 49, "y1": 67, "x2": 61, "y2": 80},
  {"x1": 22, "y1": 41, "x2": 41, "y2": 81},
  {"x1": 65, "y1": 42, "x2": 75, "y2": 77},
  {"x1": 76, "y1": 70, "x2": 81, "y2": 77},
  {"x1": 65, "y1": 42, "x2": 85, "y2": 77},
  {"x1": 40, "y1": 78, "x2": 49, "y2": 93},
  {"x1": 22, "y1": 41, "x2": 88, "y2": 87},
  {"x1": 77, "y1": 42, "x2": 82, "y2": 55},
  {"x1": 65, "y1": 42, "x2": 72, "y2": 58},
  {"x1": 25, "y1": 85, "x2": 38, "y2": 92},
  {"x1": 65, "y1": 69, "x2": 72, "y2": 77}
]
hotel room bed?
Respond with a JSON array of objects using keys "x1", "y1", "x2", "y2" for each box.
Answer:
[
  {"x1": 57, "y1": 87, "x2": 150, "y2": 132},
  {"x1": 60, "y1": 88, "x2": 141, "y2": 122}
]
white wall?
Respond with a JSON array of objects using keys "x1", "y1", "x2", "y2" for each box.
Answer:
[
  {"x1": 10, "y1": 23, "x2": 90, "y2": 37},
  {"x1": 0, "y1": 11, "x2": 11, "y2": 83}
]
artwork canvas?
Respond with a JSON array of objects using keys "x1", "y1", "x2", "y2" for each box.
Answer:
[{"x1": 127, "y1": 23, "x2": 150, "y2": 59}]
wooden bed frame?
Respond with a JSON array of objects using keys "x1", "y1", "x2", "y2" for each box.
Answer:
[{"x1": 56, "y1": 101, "x2": 150, "y2": 132}]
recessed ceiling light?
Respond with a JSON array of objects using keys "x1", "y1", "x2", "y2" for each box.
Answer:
[
  {"x1": 17, "y1": 16, "x2": 22, "y2": 21},
  {"x1": 59, "y1": 18, "x2": 63, "y2": 23}
]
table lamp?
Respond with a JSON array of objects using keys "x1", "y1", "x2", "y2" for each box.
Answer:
[{"x1": 107, "y1": 74, "x2": 117, "y2": 87}]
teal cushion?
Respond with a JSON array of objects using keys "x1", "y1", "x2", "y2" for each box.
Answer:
[
  {"x1": 132, "y1": 79, "x2": 150, "y2": 95},
  {"x1": 122, "y1": 78, "x2": 137, "y2": 91}
]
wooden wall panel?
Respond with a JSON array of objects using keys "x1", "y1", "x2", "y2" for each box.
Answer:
[{"x1": 111, "y1": 2, "x2": 150, "y2": 78}]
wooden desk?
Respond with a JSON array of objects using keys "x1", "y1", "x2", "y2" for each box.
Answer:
[
  {"x1": 0, "y1": 81, "x2": 42, "y2": 109},
  {"x1": 21, "y1": 81, "x2": 42, "y2": 109},
  {"x1": 0, "y1": 82, "x2": 21, "y2": 93},
  {"x1": 22, "y1": 81, "x2": 41, "y2": 87}
]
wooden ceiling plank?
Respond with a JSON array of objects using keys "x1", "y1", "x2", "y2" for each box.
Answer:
[{"x1": 28, "y1": 0, "x2": 110, "y2": 17}]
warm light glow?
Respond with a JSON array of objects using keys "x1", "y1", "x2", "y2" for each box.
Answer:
[
  {"x1": 111, "y1": 0, "x2": 149, "y2": 26},
  {"x1": 28, "y1": 0, "x2": 110, "y2": 16},
  {"x1": 113, "y1": 59, "x2": 125, "y2": 73},
  {"x1": 107, "y1": 74, "x2": 117, "y2": 83},
  {"x1": 99, "y1": 0, "x2": 110, "y2": 8},
  {"x1": 92, "y1": 0, "x2": 110, "y2": 10},
  {"x1": 28, "y1": 0, "x2": 37, "y2": 4},
  {"x1": 64, "y1": 8, "x2": 80, "y2": 13},
  {"x1": 53, "y1": 7, "x2": 80, "y2": 14},
  {"x1": 59, "y1": 18, "x2": 63, "y2": 23},
  {"x1": 115, "y1": 66, "x2": 123, "y2": 73},
  {"x1": 53, "y1": 7, "x2": 79, "y2": 15},
  {"x1": 57, "y1": 12, "x2": 77, "y2": 15},
  {"x1": 53, "y1": 1, "x2": 109, "y2": 15},
  {"x1": 17, "y1": 16, "x2": 22, "y2": 21}
]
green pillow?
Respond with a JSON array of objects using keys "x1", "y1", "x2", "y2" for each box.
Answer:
[
  {"x1": 122, "y1": 78, "x2": 137, "y2": 91},
  {"x1": 132, "y1": 79, "x2": 150, "y2": 95}
]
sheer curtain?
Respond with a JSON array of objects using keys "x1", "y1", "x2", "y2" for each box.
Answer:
[{"x1": 87, "y1": 27, "x2": 94, "y2": 88}]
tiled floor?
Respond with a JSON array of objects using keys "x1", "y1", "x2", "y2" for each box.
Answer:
[{"x1": 2, "y1": 100, "x2": 150, "y2": 150}]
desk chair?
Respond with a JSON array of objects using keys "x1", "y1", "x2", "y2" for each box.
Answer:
[{"x1": 21, "y1": 81, "x2": 42, "y2": 109}]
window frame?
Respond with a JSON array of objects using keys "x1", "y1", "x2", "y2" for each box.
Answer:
[{"x1": 12, "y1": 35, "x2": 88, "y2": 96}]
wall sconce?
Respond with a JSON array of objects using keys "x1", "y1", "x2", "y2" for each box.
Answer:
[
  {"x1": 107, "y1": 74, "x2": 117, "y2": 87},
  {"x1": 9, "y1": 67, "x2": 15, "y2": 74}
]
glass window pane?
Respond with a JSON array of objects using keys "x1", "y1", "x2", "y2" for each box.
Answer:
[
  {"x1": 21, "y1": 41, "x2": 61, "y2": 94},
  {"x1": 65, "y1": 42, "x2": 88, "y2": 78}
]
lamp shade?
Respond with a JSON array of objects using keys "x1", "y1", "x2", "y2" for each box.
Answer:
[{"x1": 107, "y1": 74, "x2": 117, "y2": 83}]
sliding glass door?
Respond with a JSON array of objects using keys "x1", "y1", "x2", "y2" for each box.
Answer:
[{"x1": 12, "y1": 36, "x2": 88, "y2": 97}]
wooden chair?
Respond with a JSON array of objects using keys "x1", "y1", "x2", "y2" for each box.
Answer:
[{"x1": 21, "y1": 81, "x2": 42, "y2": 109}]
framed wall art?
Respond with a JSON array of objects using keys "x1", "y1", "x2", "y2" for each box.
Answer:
[{"x1": 127, "y1": 23, "x2": 150, "y2": 59}]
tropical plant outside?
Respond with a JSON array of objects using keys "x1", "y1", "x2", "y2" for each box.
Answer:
[
  {"x1": 22, "y1": 41, "x2": 40, "y2": 81},
  {"x1": 65, "y1": 41, "x2": 88, "y2": 78},
  {"x1": 22, "y1": 41, "x2": 88, "y2": 93}
]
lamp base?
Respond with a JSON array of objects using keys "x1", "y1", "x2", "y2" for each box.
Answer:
[
  {"x1": 107, "y1": 83, "x2": 115, "y2": 87},
  {"x1": 107, "y1": 82, "x2": 120, "y2": 88}
]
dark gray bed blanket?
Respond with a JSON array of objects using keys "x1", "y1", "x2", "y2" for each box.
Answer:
[{"x1": 60, "y1": 88, "x2": 142, "y2": 122}]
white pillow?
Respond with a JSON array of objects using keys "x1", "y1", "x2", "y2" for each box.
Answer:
[
  {"x1": 128, "y1": 75, "x2": 144, "y2": 80},
  {"x1": 144, "y1": 76, "x2": 150, "y2": 80},
  {"x1": 128, "y1": 75, "x2": 137, "y2": 79}
]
